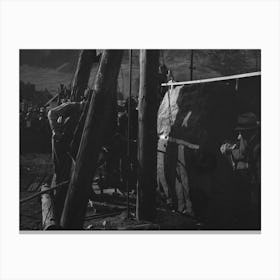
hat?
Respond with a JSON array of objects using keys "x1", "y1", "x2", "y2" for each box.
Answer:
[
  {"x1": 125, "y1": 97, "x2": 137, "y2": 111},
  {"x1": 235, "y1": 112, "x2": 259, "y2": 131}
]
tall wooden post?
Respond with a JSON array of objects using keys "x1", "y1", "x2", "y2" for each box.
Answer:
[
  {"x1": 70, "y1": 50, "x2": 99, "y2": 102},
  {"x1": 126, "y1": 49, "x2": 132, "y2": 217},
  {"x1": 61, "y1": 50, "x2": 123, "y2": 229},
  {"x1": 51, "y1": 51, "x2": 97, "y2": 223},
  {"x1": 136, "y1": 50, "x2": 159, "y2": 221},
  {"x1": 189, "y1": 50, "x2": 195, "y2": 81}
]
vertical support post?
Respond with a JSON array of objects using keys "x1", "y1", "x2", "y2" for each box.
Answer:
[
  {"x1": 189, "y1": 50, "x2": 195, "y2": 81},
  {"x1": 70, "y1": 50, "x2": 99, "y2": 102},
  {"x1": 136, "y1": 50, "x2": 159, "y2": 222},
  {"x1": 61, "y1": 50, "x2": 123, "y2": 229},
  {"x1": 255, "y1": 50, "x2": 260, "y2": 71},
  {"x1": 126, "y1": 49, "x2": 132, "y2": 218}
]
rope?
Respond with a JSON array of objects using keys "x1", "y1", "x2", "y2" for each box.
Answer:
[{"x1": 20, "y1": 180, "x2": 69, "y2": 204}]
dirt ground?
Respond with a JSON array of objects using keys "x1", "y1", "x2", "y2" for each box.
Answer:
[
  {"x1": 84, "y1": 210, "x2": 202, "y2": 230},
  {"x1": 20, "y1": 153, "x2": 260, "y2": 231},
  {"x1": 20, "y1": 153, "x2": 202, "y2": 231}
]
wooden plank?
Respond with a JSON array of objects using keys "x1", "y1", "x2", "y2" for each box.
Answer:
[
  {"x1": 136, "y1": 50, "x2": 159, "y2": 222},
  {"x1": 168, "y1": 136, "x2": 199, "y2": 150},
  {"x1": 60, "y1": 50, "x2": 123, "y2": 229},
  {"x1": 161, "y1": 71, "x2": 261, "y2": 87},
  {"x1": 118, "y1": 223, "x2": 160, "y2": 230}
]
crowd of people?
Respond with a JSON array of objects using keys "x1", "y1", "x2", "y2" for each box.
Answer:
[
  {"x1": 20, "y1": 105, "x2": 52, "y2": 153},
  {"x1": 20, "y1": 84, "x2": 74, "y2": 153},
  {"x1": 20, "y1": 106, "x2": 48, "y2": 130}
]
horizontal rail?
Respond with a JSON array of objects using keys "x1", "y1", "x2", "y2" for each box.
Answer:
[{"x1": 161, "y1": 71, "x2": 261, "y2": 87}]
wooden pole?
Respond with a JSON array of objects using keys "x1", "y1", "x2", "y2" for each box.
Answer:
[
  {"x1": 41, "y1": 184, "x2": 57, "y2": 230},
  {"x1": 60, "y1": 50, "x2": 123, "y2": 229},
  {"x1": 136, "y1": 50, "x2": 159, "y2": 222},
  {"x1": 189, "y1": 50, "x2": 195, "y2": 81},
  {"x1": 161, "y1": 72, "x2": 261, "y2": 87},
  {"x1": 70, "y1": 50, "x2": 99, "y2": 102},
  {"x1": 126, "y1": 49, "x2": 132, "y2": 218}
]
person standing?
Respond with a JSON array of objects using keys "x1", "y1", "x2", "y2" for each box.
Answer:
[
  {"x1": 220, "y1": 112, "x2": 260, "y2": 227},
  {"x1": 48, "y1": 100, "x2": 85, "y2": 221}
]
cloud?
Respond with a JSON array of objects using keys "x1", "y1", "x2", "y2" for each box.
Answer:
[
  {"x1": 20, "y1": 65, "x2": 73, "y2": 95},
  {"x1": 55, "y1": 62, "x2": 71, "y2": 72}
]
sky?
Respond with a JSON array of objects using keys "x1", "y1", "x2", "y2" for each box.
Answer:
[{"x1": 20, "y1": 49, "x2": 260, "y2": 97}]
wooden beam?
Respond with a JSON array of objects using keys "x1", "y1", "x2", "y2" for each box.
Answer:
[
  {"x1": 60, "y1": 50, "x2": 123, "y2": 229},
  {"x1": 161, "y1": 71, "x2": 261, "y2": 87},
  {"x1": 136, "y1": 50, "x2": 159, "y2": 222},
  {"x1": 70, "y1": 50, "x2": 99, "y2": 102}
]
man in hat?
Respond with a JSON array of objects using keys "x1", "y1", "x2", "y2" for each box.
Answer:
[
  {"x1": 220, "y1": 112, "x2": 260, "y2": 227},
  {"x1": 220, "y1": 112, "x2": 260, "y2": 171}
]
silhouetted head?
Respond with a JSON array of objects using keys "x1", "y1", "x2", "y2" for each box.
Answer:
[
  {"x1": 125, "y1": 97, "x2": 137, "y2": 112},
  {"x1": 235, "y1": 112, "x2": 259, "y2": 140},
  {"x1": 159, "y1": 64, "x2": 168, "y2": 75}
]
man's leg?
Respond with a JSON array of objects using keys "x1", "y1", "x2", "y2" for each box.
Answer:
[
  {"x1": 53, "y1": 140, "x2": 72, "y2": 223},
  {"x1": 177, "y1": 145, "x2": 193, "y2": 215}
]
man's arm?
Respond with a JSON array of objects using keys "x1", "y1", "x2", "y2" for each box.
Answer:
[{"x1": 48, "y1": 102, "x2": 82, "y2": 134}]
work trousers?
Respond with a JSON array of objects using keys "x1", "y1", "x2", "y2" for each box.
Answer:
[{"x1": 52, "y1": 137, "x2": 73, "y2": 223}]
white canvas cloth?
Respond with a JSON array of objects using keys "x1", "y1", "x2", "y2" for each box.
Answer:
[{"x1": 157, "y1": 86, "x2": 196, "y2": 214}]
